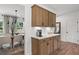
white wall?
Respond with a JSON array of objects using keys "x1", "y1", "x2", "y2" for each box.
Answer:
[
  {"x1": 25, "y1": 4, "x2": 32, "y2": 55},
  {"x1": 57, "y1": 11, "x2": 79, "y2": 44}
]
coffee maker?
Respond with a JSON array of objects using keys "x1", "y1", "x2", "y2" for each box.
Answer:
[{"x1": 36, "y1": 30, "x2": 42, "y2": 37}]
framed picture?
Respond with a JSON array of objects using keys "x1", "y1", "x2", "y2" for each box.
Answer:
[{"x1": 54, "y1": 22, "x2": 61, "y2": 34}]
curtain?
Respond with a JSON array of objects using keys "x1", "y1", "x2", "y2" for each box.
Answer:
[{"x1": 4, "y1": 15, "x2": 10, "y2": 34}]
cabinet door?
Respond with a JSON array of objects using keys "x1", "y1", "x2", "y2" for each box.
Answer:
[
  {"x1": 57, "y1": 36, "x2": 61, "y2": 49},
  {"x1": 32, "y1": 5, "x2": 43, "y2": 26},
  {"x1": 42, "y1": 9, "x2": 49, "y2": 27},
  {"x1": 32, "y1": 6, "x2": 36, "y2": 27},
  {"x1": 39, "y1": 39, "x2": 48, "y2": 55},
  {"x1": 54, "y1": 37, "x2": 58, "y2": 52},
  {"x1": 39, "y1": 38, "x2": 53, "y2": 55},
  {"x1": 50, "y1": 37, "x2": 54, "y2": 54},
  {"x1": 53, "y1": 13, "x2": 56, "y2": 27},
  {"x1": 36, "y1": 6, "x2": 43, "y2": 26},
  {"x1": 49, "y1": 12, "x2": 56, "y2": 27},
  {"x1": 32, "y1": 38, "x2": 39, "y2": 55},
  {"x1": 47, "y1": 39, "x2": 51, "y2": 55}
]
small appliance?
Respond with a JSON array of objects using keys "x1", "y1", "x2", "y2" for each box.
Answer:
[{"x1": 36, "y1": 30, "x2": 42, "y2": 37}]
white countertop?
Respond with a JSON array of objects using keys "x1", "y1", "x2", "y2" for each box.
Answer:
[{"x1": 32, "y1": 34, "x2": 60, "y2": 40}]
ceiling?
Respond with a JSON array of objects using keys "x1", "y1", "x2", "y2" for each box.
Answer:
[{"x1": 42, "y1": 4, "x2": 79, "y2": 16}]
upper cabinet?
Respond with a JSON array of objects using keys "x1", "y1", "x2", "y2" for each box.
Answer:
[
  {"x1": 32, "y1": 5, "x2": 42, "y2": 26},
  {"x1": 49, "y1": 12, "x2": 56, "y2": 27},
  {"x1": 32, "y1": 5, "x2": 56, "y2": 27},
  {"x1": 42, "y1": 8, "x2": 49, "y2": 27}
]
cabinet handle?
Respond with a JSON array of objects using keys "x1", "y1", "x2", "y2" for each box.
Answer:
[
  {"x1": 47, "y1": 43, "x2": 49, "y2": 46},
  {"x1": 43, "y1": 40, "x2": 45, "y2": 42},
  {"x1": 42, "y1": 22, "x2": 44, "y2": 26},
  {"x1": 52, "y1": 24, "x2": 53, "y2": 26}
]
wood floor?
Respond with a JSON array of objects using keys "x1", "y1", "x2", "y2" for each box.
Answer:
[
  {"x1": 0, "y1": 41, "x2": 79, "y2": 55},
  {"x1": 0, "y1": 46, "x2": 24, "y2": 55},
  {"x1": 56, "y1": 41, "x2": 79, "y2": 55}
]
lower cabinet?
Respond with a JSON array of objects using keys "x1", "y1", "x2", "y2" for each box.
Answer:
[
  {"x1": 57, "y1": 36, "x2": 61, "y2": 49},
  {"x1": 32, "y1": 38, "x2": 39, "y2": 55},
  {"x1": 53, "y1": 37, "x2": 58, "y2": 54},
  {"x1": 32, "y1": 35, "x2": 60, "y2": 55},
  {"x1": 39, "y1": 39, "x2": 49, "y2": 55},
  {"x1": 50, "y1": 37, "x2": 54, "y2": 54}
]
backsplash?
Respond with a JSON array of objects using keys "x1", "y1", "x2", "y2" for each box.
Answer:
[{"x1": 32, "y1": 27, "x2": 55, "y2": 36}]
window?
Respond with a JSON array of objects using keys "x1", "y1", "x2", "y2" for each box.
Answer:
[
  {"x1": 0, "y1": 21, "x2": 3, "y2": 33},
  {"x1": 15, "y1": 18, "x2": 24, "y2": 33},
  {"x1": 16, "y1": 22, "x2": 23, "y2": 29},
  {"x1": 0, "y1": 16, "x2": 4, "y2": 34}
]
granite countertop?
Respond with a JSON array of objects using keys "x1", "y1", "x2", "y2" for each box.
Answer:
[{"x1": 32, "y1": 34, "x2": 60, "y2": 40}]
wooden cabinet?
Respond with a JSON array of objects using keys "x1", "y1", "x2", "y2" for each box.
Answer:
[
  {"x1": 50, "y1": 37, "x2": 54, "y2": 54},
  {"x1": 32, "y1": 5, "x2": 36, "y2": 26},
  {"x1": 54, "y1": 37, "x2": 58, "y2": 52},
  {"x1": 42, "y1": 9, "x2": 49, "y2": 26},
  {"x1": 49, "y1": 12, "x2": 56, "y2": 27},
  {"x1": 57, "y1": 36, "x2": 61, "y2": 49},
  {"x1": 54, "y1": 36, "x2": 61, "y2": 54},
  {"x1": 32, "y1": 5, "x2": 56, "y2": 27},
  {"x1": 32, "y1": 5, "x2": 42, "y2": 26},
  {"x1": 32, "y1": 38, "x2": 39, "y2": 55},
  {"x1": 32, "y1": 35, "x2": 60, "y2": 55},
  {"x1": 39, "y1": 39, "x2": 49, "y2": 55}
]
